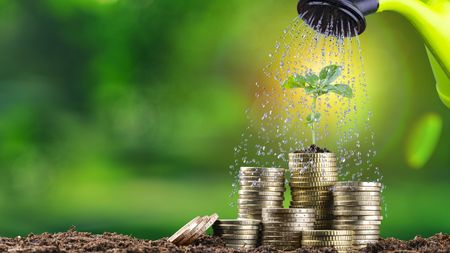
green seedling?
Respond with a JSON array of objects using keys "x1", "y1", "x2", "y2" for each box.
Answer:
[{"x1": 282, "y1": 64, "x2": 353, "y2": 144}]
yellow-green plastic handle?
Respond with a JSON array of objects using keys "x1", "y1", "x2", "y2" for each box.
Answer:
[{"x1": 378, "y1": 0, "x2": 450, "y2": 107}]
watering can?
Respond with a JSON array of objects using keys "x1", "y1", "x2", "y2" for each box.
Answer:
[{"x1": 297, "y1": 0, "x2": 450, "y2": 108}]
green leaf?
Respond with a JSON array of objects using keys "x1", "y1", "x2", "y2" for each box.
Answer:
[
  {"x1": 319, "y1": 65, "x2": 342, "y2": 84},
  {"x1": 304, "y1": 86, "x2": 316, "y2": 95},
  {"x1": 282, "y1": 74, "x2": 306, "y2": 89},
  {"x1": 330, "y1": 84, "x2": 353, "y2": 98},
  {"x1": 306, "y1": 112, "x2": 321, "y2": 123},
  {"x1": 294, "y1": 75, "x2": 307, "y2": 86},
  {"x1": 305, "y1": 73, "x2": 319, "y2": 86}
]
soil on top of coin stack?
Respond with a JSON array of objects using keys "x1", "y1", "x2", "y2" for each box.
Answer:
[
  {"x1": 0, "y1": 228, "x2": 447, "y2": 253},
  {"x1": 294, "y1": 145, "x2": 330, "y2": 154}
]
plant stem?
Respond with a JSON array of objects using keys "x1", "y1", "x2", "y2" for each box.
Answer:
[{"x1": 311, "y1": 96, "x2": 317, "y2": 145}]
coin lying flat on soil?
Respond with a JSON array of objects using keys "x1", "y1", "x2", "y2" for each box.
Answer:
[{"x1": 169, "y1": 214, "x2": 218, "y2": 246}]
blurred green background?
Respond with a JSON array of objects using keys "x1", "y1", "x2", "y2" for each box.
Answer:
[{"x1": 0, "y1": 0, "x2": 448, "y2": 240}]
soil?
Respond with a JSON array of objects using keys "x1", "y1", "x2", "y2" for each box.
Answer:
[
  {"x1": 0, "y1": 228, "x2": 448, "y2": 253},
  {"x1": 294, "y1": 145, "x2": 331, "y2": 154}
]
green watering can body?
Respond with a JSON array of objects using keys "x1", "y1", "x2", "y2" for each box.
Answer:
[{"x1": 378, "y1": 0, "x2": 450, "y2": 108}]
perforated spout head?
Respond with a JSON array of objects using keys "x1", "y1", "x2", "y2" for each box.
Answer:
[{"x1": 297, "y1": 0, "x2": 379, "y2": 37}]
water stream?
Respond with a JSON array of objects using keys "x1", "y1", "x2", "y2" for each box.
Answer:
[{"x1": 229, "y1": 16, "x2": 385, "y2": 214}]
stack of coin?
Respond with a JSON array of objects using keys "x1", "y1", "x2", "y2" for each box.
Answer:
[
  {"x1": 332, "y1": 181, "x2": 382, "y2": 249},
  {"x1": 212, "y1": 219, "x2": 261, "y2": 249},
  {"x1": 238, "y1": 167, "x2": 285, "y2": 220},
  {"x1": 301, "y1": 230, "x2": 354, "y2": 253},
  {"x1": 261, "y1": 208, "x2": 315, "y2": 250},
  {"x1": 168, "y1": 214, "x2": 219, "y2": 246},
  {"x1": 289, "y1": 153, "x2": 337, "y2": 229}
]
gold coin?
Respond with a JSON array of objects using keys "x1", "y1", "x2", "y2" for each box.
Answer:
[
  {"x1": 353, "y1": 239, "x2": 379, "y2": 244},
  {"x1": 292, "y1": 195, "x2": 334, "y2": 202},
  {"x1": 303, "y1": 230, "x2": 353, "y2": 236},
  {"x1": 237, "y1": 199, "x2": 260, "y2": 204},
  {"x1": 290, "y1": 166, "x2": 337, "y2": 172},
  {"x1": 290, "y1": 177, "x2": 338, "y2": 183},
  {"x1": 332, "y1": 185, "x2": 381, "y2": 192},
  {"x1": 333, "y1": 220, "x2": 382, "y2": 225},
  {"x1": 301, "y1": 240, "x2": 353, "y2": 246},
  {"x1": 263, "y1": 219, "x2": 316, "y2": 224},
  {"x1": 262, "y1": 231, "x2": 302, "y2": 236},
  {"x1": 262, "y1": 234, "x2": 300, "y2": 239},
  {"x1": 262, "y1": 208, "x2": 315, "y2": 213},
  {"x1": 263, "y1": 226, "x2": 314, "y2": 232},
  {"x1": 333, "y1": 191, "x2": 380, "y2": 197},
  {"x1": 290, "y1": 182, "x2": 336, "y2": 187},
  {"x1": 215, "y1": 219, "x2": 260, "y2": 225},
  {"x1": 263, "y1": 222, "x2": 315, "y2": 227},
  {"x1": 168, "y1": 216, "x2": 201, "y2": 244},
  {"x1": 289, "y1": 159, "x2": 337, "y2": 163},
  {"x1": 334, "y1": 200, "x2": 381, "y2": 206},
  {"x1": 353, "y1": 230, "x2": 380, "y2": 235},
  {"x1": 332, "y1": 224, "x2": 380, "y2": 230},
  {"x1": 238, "y1": 204, "x2": 264, "y2": 208},
  {"x1": 240, "y1": 167, "x2": 284, "y2": 172},
  {"x1": 178, "y1": 215, "x2": 210, "y2": 245},
  {"x1": 289, "y1": 164, "x2": 337, "y2": 170},
  {"x1": 291, "y1": 193, "x2": 332, "y2": 198},
  {"x1": 237, "y1": 215, "x2": 261, "y2": 220},
  {"x1": 237, "y1": 210, "x2": 262, "y2": 215},
  {"x1": 291, "y1": 174, "x2": 339, "y2": 180},
  {"x1": 262, "y1": 212, "x2": 316, "y2": 217},
  {"x1": 240, "y1": 181, "x2": 285, "y2": 187},
  {"x1": 357, "y1": 215, "x2": 383, "y2": 221},
  {"x1": 334, "y1": 181, "x2": 382, "y2": 188},
  {"x1": 214, "y1": 230, "x2": 260, "y2": 235},
  {"x1": 301, "y1": 235, "x2": 354, "y2": 240},
  {"x1": 259, "y1": 195, "x2": 285, "y2": 200},
  {"x1": 214, "y1": 224, "x2": 260, "y2": 229},
  {"x1": 262, "y1": 216, "x2": 316, "y2": 221},
  {"x1": 220, "y1": 234, "x2": 260, "y2": 240},
  {"x1": 333, "y1": 215, "x2": 383, "y2": 222},
  {"x1": 224, "y1": 239, "x2": 258, "y2": 245},
  {"x1": 334, "y1": 195, "x2": 381, "y2": 201},
  {"x1": 353, "y1": 235, "x2": 380, "y2": 240},
  {"x1": 240, "y1": 185, "x2": 278, "y2": 189},
  {"x1": 334, "y1": 205, "x2": 381, "y2": 211},
  {"x1": 290, "y1": 200, "x2": 333, "y2": 205},
  {"x1": 259, "y1": 191, "x2": 285, "y2": 196},
  {"x1": 263, "y1": 221, "x2": 316, "y2": 226},
  {"x1": 262, "y1": 211, "x2": 316, "y2": 217},
  {"x1": 333, "y1": 210, "x2": 381, "y2": 216}
]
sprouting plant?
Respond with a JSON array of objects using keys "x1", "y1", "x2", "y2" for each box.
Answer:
[{"x1": 282, "y1": 64, "x2": 353, "y2": 145}]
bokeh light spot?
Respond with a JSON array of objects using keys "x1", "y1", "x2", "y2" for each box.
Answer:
[{"x1": 405, "y1": 113, "x2": 443, "y2": 169}]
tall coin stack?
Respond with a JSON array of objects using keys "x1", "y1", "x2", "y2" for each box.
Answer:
[
  {"x1": 289, "y1": 153, "x2": 337, "y2": 229},
  {"x1": 238, "y1": 167, "x2": 285, "y2": 220},
  {"x1": 332, "y1": 181, "x2": 382, "y2": 249},
  {"x1": 261, "y1": 208, "x2": 315, "y2": 250},
  {"x1": 212, "y1": 219, "x2": 261, "y2": 249},
  {"x1": 301, "y1": 230, "x2": 354, "y2": 253}
]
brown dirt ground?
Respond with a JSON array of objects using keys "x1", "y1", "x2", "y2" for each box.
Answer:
[{"x1": 0, "y1": 228, "x2": 448, "y2": 253}]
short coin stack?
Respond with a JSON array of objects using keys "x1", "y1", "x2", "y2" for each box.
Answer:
[
  {"x1": 261, "y1": 208, "x2": 315, "y2": 250},
  {"x1": 302, "y1": 230, "x2": 354, "y2": 253},
  {"x1": 168, "y1": 214, "x2": 219, "y2": 245},
  {"x1": 212, "y1": 219, "x2": 261, "y2": 249},
  {"x1": 332, "y1": 181, "x2": 382, "y2": 249},
  {"x1": 238, "y1": 167, "x2": 285, "y2": 220},
  {"x1": 289, "y1": 153, "x2": 337, "y2": 229}
]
